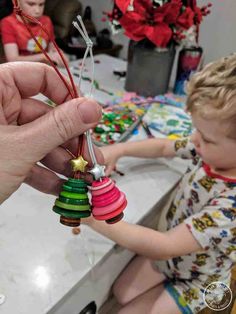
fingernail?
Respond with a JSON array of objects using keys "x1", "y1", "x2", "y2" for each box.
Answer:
[{"x1": 79, "y1": 100, "x2": 102, "y2": 124}]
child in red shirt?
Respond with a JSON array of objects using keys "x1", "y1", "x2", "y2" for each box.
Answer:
[{"x1": 1, "y1": 0, "x2": 65, "y2": 66}]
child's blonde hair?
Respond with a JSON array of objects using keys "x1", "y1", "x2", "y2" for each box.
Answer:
[{"x1": 186, "y1": 54, "x2": 236, "y2": 139}]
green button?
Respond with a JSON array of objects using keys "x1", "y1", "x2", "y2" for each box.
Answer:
[
  {"x1": 63, "y1": 184, "x2": 88, "y2": 194},
  {"x1": 53, "y1": 206, "x2": 91, "y2": 218},
  {"x1": 60, "y1": 191, "x2": 88, "y2": 199},
  {"x1": 55, "y1": 200, "x2": 90, "y2": 211},
  {"x1": 67, "y1": 178, "x2": 88, "y2": 188},
  {"x1": 59, "y1": 196, "x2": 89, "y2": 205}
]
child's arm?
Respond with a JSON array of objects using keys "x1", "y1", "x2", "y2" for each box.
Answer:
[
  {"x1": 101, "y1": 138, "x2": 176, "y2": 175},
  {"x1": 48, "y1": 43, "x2": 69, "y2": 67},
  {"x1": 4, "y1": 43, "x2": 48, "y2": 62},
  {"x1": 4, "y1": 43, "x2": 68, "y2": 67},
  {"x1": 84, "y1": 218, "x2": 202, "y2": 260}
]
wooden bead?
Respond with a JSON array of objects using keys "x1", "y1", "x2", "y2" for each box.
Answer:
[{"x1": 60, "y1": 216, "x2": 81, "y2": 227}]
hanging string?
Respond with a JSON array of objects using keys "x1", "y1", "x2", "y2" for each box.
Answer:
[
  {"x1": 12, "y1": 0, "x2": 78, "y2": 99},
  {"x1": 12, "y1": 0, "x2": 100, "y2": 181},
  {"x1": 73, "y1": 16, "x2": 98, "y2": 167},
  {"x1": 12, "y1": 0, "x2": 89, "y2": 180}
]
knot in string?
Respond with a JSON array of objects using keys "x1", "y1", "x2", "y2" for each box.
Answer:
[{"x1": 86, "y1": 40, "x2": 93, "y2": 48}]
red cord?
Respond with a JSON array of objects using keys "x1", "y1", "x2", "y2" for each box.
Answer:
[
  {"x1": 12, "y1": 0, "x2": 78, "y2": 98},
  {"x1": 12, "y1": 0, "x2": 86, "y2": 174}
]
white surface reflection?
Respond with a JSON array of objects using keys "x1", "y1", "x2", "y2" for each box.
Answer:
[{"x1": 34, "y1": 266, "x2": 50, "y2": 289}]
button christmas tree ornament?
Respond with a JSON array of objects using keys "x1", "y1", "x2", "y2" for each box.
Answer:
[
  {"x1": 85, "y1": 122, "x2": 127, "y2": 224},
  {"x1": 90, "y1": 177, "x2": 127, "y2": 224},
  {"x1": 52, "y1": 16, "x2": 128, "y2": 227},
  {"x1": 53, "y1": 177, "x2": 91, "y2": 227}
]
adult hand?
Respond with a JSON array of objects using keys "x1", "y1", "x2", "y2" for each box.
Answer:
[{"x1": 0, "y1": 62, "x2": 103, "y2": 204}]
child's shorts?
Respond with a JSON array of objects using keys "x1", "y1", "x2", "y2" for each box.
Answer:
[
  {"x1": 154, "y1": 261, "x2": 208, "y2": 314},
  {"x1": 164, "y1": 278, "x2": 206, "y2": 314},
  {"x1": 154, "y1": 260, "x2": 232, "y2": 314}
]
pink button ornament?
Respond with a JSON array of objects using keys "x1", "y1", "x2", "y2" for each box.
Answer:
[{"x1": 90, "y1": 177, "x2": 127, "y2": 224}]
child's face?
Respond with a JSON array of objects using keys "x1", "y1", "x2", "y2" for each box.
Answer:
[
  {"x1": 19, "y1": 0, "x2": 45, "y2": 19},
  {"x1": 190, "y1": 112, "x2": 236, "y2": 171}
]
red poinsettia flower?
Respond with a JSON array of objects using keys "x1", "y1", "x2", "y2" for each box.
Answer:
[
  {"x1": 116, "y1": 0, "x2": 183, "y2": 47},
  {"x1": 105, "y1": 0, "x2": 211, "y2": 48},
  {"x1": 119, "y1": 11, "x2": 172, "y2": 47},
  {"x1": 177, "y1": 7, "x2": 195, "y2": 29}
]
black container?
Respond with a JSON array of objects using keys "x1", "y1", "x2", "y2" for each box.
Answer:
[{"x1": 125, "y1": 40, "x2": 176, "y2": 97}]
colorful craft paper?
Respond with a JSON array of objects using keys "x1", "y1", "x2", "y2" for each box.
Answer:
[{"x1": 142, "y1": 102, "x2": 192, "y2": 137}]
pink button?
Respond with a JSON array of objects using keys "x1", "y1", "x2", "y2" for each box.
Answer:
[
  {"x1": 92, "y1": 186, "x2": 119, "y2": 201},
  {"x1": 93, "y1": 200, "x2": 127, "y2": 220},
  {"x1": 92, "y1": 193, "x2": 126, "y2": 215},
  {"x1": 90, "y1": 177, "x2": 111, "y2": 190},
  {"x1": 92, "y1": 189, "x2": 120, "y2": 207},
  {"x1": 91, "y1": 181, "x2": 115, "y2": 196}
]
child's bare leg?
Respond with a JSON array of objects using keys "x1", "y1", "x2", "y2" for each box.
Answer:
[
  {"x1": 150, "y1": 288, "x2": 182, "y2": 314},
  {"x1": 113, "y1": 255, "x2": 166, "y2": 305},
  {"x1": 117, "y1": 284, "x2": 181, "y2": 314}
]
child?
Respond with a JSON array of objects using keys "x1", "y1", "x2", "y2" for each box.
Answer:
[
  {"x1": 83, "y1": 54, "x2": 236, "y2": 314},
  {"x1": 1, "y1": 0, "x2": 64, "y2": 66}
]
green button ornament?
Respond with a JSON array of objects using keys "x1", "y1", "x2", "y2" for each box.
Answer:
[{"x1": 52, "y1": 177, "x2": 91, "y2": 226}]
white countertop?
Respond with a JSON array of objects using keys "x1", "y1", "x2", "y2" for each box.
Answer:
[
  {"x1": 0, "y1": 156, "x2": 184, "y2": 314},
  {"x1": 0, "y1": 55, "x2": 188, "y2": 314},
  {"x1": 69, "y1": 54, "x2": 127, "y2": 105}
]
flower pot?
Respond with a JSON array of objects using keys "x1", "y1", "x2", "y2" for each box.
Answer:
[
  {"x1": 125, "y1": 40, "x2": 176, "y2": 97},
  {"x1": 174, "y1": 46, "x2": 203, "y2": 95}
]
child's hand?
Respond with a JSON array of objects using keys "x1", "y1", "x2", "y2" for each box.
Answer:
[
  {"x1": 81, "y1": 216, "x2": 95, "y2": 226},
  {"x1": 100, "y1": 143, "x2": 124, "y2": 176}
]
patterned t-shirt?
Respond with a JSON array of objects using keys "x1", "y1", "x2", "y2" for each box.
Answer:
[
  {"x1": 159, "y1": 138, "x2": 236, "y2": 287},
  {"x1": 1, "y1": 13, "x2": 54, "y2": 55}
]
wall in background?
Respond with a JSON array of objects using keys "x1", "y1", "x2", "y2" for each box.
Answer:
[
  {"x1": 78, "y1": 0, "x2": 129, "y2": 59},
  {"x1": 78, "y1": 0, "x2": 236, "y2": 65},
  {"x1": 199, "y1": 0, "x2": 236, "y2": 64}
]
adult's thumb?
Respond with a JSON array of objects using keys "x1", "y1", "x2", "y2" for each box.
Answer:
[{"x1": 22, "y1": 97, "x2": 102, "y2": 160}]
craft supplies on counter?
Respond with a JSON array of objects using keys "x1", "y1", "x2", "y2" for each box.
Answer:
[{"x1": 92, "y1": 107, "x2": 141, "y2": 146}]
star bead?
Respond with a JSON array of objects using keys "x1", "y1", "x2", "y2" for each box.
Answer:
[
  {"x1": 70, "y1": 156, "x2": 88, "y2": 172},
  {"x1": 88, "y1": 164, "x2": 106, "y2": 180}
]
